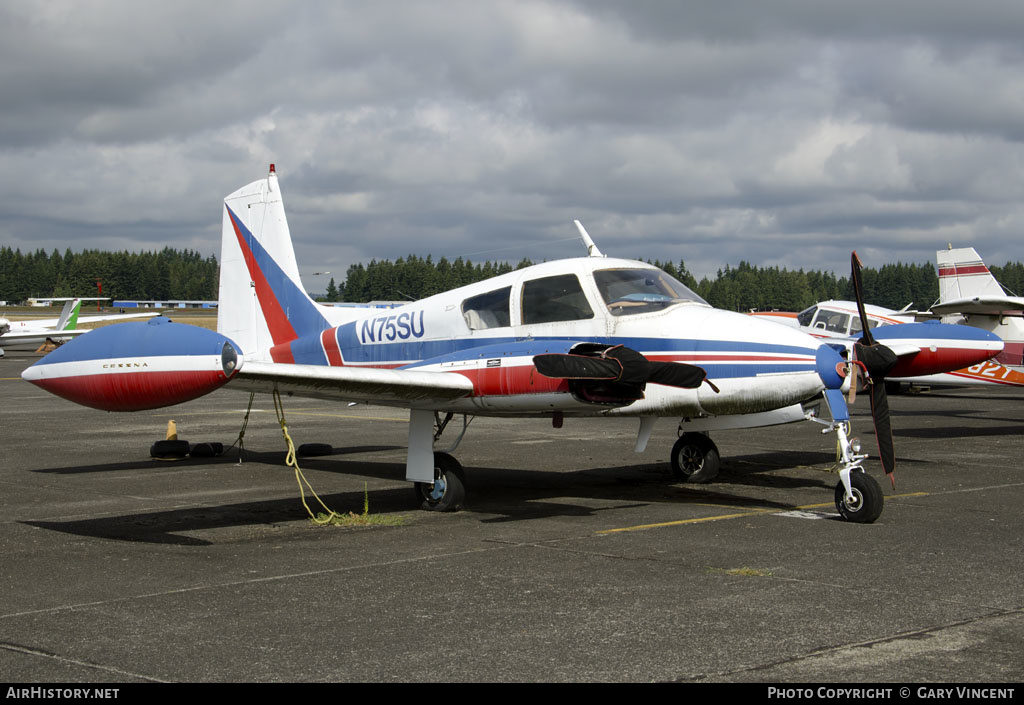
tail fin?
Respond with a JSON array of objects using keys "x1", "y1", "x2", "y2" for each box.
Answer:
[
  {"x1": 937, "y1": 246, "x2": 1006, "y2": 303},
  {"x1": 56, "y1": 299, "x2": 82, "y2": 331},
  {"x1": 219, "y1": 165, "x2": 330, "y2": 359}
]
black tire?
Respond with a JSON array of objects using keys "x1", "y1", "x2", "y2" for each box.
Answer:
[
  {"x1": 150, "y1": 439, "x2": 190, "y2": 460},
  {"x1": 834, "y1": 472, "x2": 884, "y2": 523},
  {"x1": 885, "y1": 380, "x2": 904, "y2": 395},
  {"x1": 670, "y1": 433, "x2": 720, "y2": 483},
  {"x1": 189, "y1": 442, "x2": 224, "y2": 458},
  {"x1": 413, "y1": 452, "x2": 466, "y2": 512},
  {"x1": 297, "y1": 442, "x2": 334, "y2": 457}
]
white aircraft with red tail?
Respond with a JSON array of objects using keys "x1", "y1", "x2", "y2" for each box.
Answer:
[
  {"x1": 20, "y1": 167, "x2": 998, "y2": 523},
  {"x1": 930, "y1": 246, "x2": 1024, "y2": 373}
]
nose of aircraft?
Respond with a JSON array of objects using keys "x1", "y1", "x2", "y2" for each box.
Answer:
[
  {"x1": 815, "y1": 342, "x2": 847, "y2": 390},
  {"x1": 692, "y1": 310, "x2": 831, "y2": 415}
]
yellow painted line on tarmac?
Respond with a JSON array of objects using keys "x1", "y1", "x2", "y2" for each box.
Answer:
[{"x1": 597, "y1": 491, "x2": 930, "y2": 535}]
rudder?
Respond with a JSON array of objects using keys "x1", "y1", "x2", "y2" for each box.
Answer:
[
  {"x1": 937, "y1": 246, "x2": 1006, "y2": 303},
  {"x1": 219, "y1": 165, "x2": 329, "y2": 359}
]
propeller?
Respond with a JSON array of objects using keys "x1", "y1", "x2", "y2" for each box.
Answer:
[
  {"x1": 850, "y1": 251, "x2": 898, "y2": 485},
  {"x1": 534, "y1": 344, "x2": 719, "y2": 393}
]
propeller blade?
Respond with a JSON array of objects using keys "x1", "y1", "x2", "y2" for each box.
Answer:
[
  {"x1": 533, "y1": 353, "x2": 621, "y2": 381},
  {"x1": 647, "y1": 360, "x2": 711, "y2": 389},
  {"x1": 851, "y1": 251, "x2": 898, "y2": 485},
  {"x1": 851, "y1": 251, "x2": 875, "y2": 347},
  {"x1": 868, "y1": 376, "x2": 896, "y2": 483},
  {"x1": 601, "y1": 345, "x2": 650, "y2": 386},
  {"x1": 534, "y1": 345, "x2": 713, "y2": 390},
  {"x1": 853, "y1": 339, "x2": 899, "y2": 380}
]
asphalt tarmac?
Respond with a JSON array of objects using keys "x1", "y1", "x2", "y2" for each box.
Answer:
[{"x1": 1, "y1": 350, "x2": 1022, "y2": 683}]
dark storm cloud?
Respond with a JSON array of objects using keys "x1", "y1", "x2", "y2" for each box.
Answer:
[{"x1": 2, "y1": 0, "x2": 1024, "y2": 287}]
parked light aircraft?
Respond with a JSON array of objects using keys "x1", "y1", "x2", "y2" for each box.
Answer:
[
  {"x1": 756, "y1": 299, "x2": 1019, "y2": 387},
  {"x1": 21, "y1": 166, "x2": 991, "y2": 523},
  {"x1": 0, "y1": 298, "x2": 84, "y2": 357},
  {"x1": 929, "y1": 246, "x2": 1024, "y2": 372},
  {"x1": 0, "y1": 299, "x2": 156, "y2": 357}
]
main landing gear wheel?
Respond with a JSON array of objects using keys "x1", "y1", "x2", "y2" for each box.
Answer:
[
  {"x1": 670, "y1": 433, "x2": 720, "y2": 483},
  {"x1": 414, "y1": 452, "x2": 466, "y2": 512},
  {"x1": 834, "y1": 471, "x2": 883, "y2": 524}
]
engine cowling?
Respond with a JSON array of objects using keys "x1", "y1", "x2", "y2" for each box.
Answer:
[{"x1": 22, "y1": 317, "x2": 243, "y2": 411}]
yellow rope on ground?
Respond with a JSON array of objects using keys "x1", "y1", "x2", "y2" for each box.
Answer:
[{"x1": 272, "y1": 389, "x2": 342, "y2": 525}]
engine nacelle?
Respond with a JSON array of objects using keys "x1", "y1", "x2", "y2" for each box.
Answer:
[
  {"x1": 22, "y1": 317, "x2": 243, "y2": 411},
  {"x1": 874, "y1": 322, "x2": 1004, "y2": 378}
]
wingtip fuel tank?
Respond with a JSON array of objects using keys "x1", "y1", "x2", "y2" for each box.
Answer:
[{"x1": 22, "y1": 317, "x2": 243, "y2": 411}]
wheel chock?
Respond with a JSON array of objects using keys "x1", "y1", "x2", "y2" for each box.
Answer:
[{"x1": 151, "y1": 419, "x2": 189, "y2": 460}]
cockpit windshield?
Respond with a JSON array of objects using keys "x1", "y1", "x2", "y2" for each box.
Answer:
[{"x1": 594, "y1": 268, "x2": 708, "y2": 316}]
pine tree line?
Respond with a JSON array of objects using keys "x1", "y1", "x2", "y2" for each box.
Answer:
[
  {"x1": 324, "y1": 254, "x2": 535, "y2": 304},
  {"x1": 0, "y1": 247, "x2": 219, "y2": 303},
  {"x1": 4, "y1": 244, "x2": 1022, "y2": 313},
  {"x1": 328, "y1": 255, "x2": 956, "y2": 313},
  {"x1": 679, "y1": 260, "x2": 942, "y2": 313},
  {"x1": 989, "y1": 263, "x2": 1024, "y2": 297}
]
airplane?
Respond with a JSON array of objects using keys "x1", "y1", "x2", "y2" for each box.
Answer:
[
  {"x1": 0, "y1": 298, "x2": 157, "y2": 357},
  {"x1": 20, "y1": 166, "x2": 996, "y2": 524},
  {"x1": 0, "y1": 298, "x2": 87, "y2": 357},
  {"x1": 928, "y1": 245, "x2": 1024, "y2": 372},
  {"x1": 755, "y1": 299, "x2": 1021, "y2": 387}
]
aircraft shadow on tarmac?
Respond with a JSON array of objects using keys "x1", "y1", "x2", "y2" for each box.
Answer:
[
  {"x1": 913, "y1": 390, "x2": 1024, "y2": 403},
  {"x1": 31, "y1": 446, "x2": 406, "y2": 476},
  {"x1": 853, "y1": 404, "x2": 1022, "y2": 438},
  {"x1": 23, "y1": 488, "x2": 413, "y2": 547},
  {"x1": 24, "y1": 447, "x2": 861, "y2": 544},
  {"x1": 893, "y1": 424, "x2": 1023, "y2": 439}
]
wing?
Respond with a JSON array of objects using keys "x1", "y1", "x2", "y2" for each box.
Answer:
[
  {"x1": 231, "y1": 361, "x2": 475, "y2": 407},
  {"x1": 0, "y1": 329, "x2": 91, "y2": 341},
  {"x1": 879, "y1": 342, "x2": 925, "y2": 358},
  {"x1": 77, "y1": 312, "x2": 161, "y2": 324},
  {"x1": 930, "y1": 296, "x2": 1024, "y2": 316}
]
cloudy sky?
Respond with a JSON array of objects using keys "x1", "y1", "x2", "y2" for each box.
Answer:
[{"x1": 3, "y1": 1, "x2": 1024, "y2": 288}]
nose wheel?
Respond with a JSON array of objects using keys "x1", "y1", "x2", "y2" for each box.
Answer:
[
  {"x1": 834, "y1": 471, "x2": 883, "y2": 523},
  {"x1": 670, "y1": 433, "x2": 720, "y2": 483}
]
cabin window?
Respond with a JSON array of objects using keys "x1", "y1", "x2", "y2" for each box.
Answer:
[
  {"x1": 461, "y1": 287, "x2": 512, "y2": 330},
  {"x1": 594, "y1": 268, "x2": 707, "y2": 316},
  {"x1": 850, "y1": 316, "x2": 879, "y2": 335},
  {"x1": 797, "y1": 306, "x2": 816, "y2": 327},
  {"x1": 521, "y1": 274, "x2": 594, "y2": 324},
  {"x1": 814, "y1": 310, "x2": 849, "y2": 334}
]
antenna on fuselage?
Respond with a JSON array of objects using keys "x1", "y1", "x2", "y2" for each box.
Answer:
[{"x1": 574, "y1": 220, "x2": 605, "y2": 257}]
